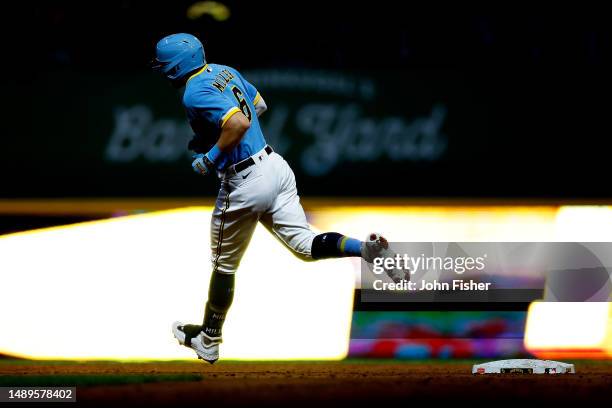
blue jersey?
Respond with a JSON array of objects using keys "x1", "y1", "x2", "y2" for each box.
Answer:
[{"x1": 182, "y1": 63, "x2": 266, "y2": 170}]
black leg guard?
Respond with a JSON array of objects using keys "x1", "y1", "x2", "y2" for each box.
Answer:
[
  {"x1": 202, "y1": 271, "x2": 235, "y2": 338},
  {"x1": 311, "y1": 232, "x2": 346, "y2": 260}
]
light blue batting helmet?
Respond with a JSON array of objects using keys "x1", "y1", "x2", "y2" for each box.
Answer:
[{"x1": 151, "y1": 33, "x2": 206, "y2": 81}]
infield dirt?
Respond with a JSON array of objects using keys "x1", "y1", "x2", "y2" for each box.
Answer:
[{"x1": 1, "y1": 360, "x2": 610, "y2": 406}]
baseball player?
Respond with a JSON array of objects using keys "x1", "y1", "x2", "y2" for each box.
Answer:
[{"x1": 151, "y1": 33, "x2": 406, "y2": 363}]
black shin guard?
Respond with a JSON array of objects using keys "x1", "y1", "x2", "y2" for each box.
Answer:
[
  {"x1": 202, "y1": 271, "x2": 235, "y2": 338},
  {"x1": 311, "y1": 232, "x2": 345, "y2": 260}
]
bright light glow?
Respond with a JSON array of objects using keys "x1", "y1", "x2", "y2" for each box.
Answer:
[
  {"x1": 186, "y1": 1, "x2": 230, "y2": 21},
  {"x1": 311, "y1": 206, "x2": 559, "y2": 286},
  {"x1": 524, "y1": 302, "x2": 612, "y2": 359},
  {"x1": 3, "y1": 203, "x2": 612, "y2": 360},
  {"x1": 528, "y1": 206, "x2": 612, "y2": 359},
  {"x1": 555, "y1": 206, "x2": 612, "y2": 241},
  {"x1": 0, "y1": 208, "x2": 354, "y2": 360},
  {"x1": 311, "y1": 206, "x2": 559, "y2": 242}
]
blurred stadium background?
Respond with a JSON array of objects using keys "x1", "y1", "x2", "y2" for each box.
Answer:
[{"x1": 1, "y1": 1, "x2": 611, "y2": 365}]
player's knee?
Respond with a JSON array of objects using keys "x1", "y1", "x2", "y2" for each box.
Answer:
[
  {"x1": 280, "y1": 234, "x2": 317, "y2": 262},
  {"x1": 282, "y1": 244, "x2": 315, "y2": 262},
  {"x1": 294, "y1": 250, "x2": 316, "y2": 262},
  {"x1": 311, "y1": 232, "x2": 344, "y2": 260}
]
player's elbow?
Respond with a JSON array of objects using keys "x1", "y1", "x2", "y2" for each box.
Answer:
[
  {"x1": 221, "y1": 112, "x2": 251, "y2": 148},
  {"x1": 255, "y1": 97, "x2": 267, "y2": 117},
  {"x1": 227, "y1": 112, "x2": 251, "y2": 134},
  {"x1": 238, "y1": 115, "x2": 251, "y2": 132}
]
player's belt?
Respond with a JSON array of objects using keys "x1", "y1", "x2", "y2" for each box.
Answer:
[{"x1": 231, "y1": 145, "x2": 273, "y2": 174}]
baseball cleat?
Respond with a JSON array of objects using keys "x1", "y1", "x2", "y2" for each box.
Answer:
[
  {"x1": 362, "y1": 232, "x2": 410, "y2": 283},
  {"x1": 172, "y1": 321, "x2": 222, "y2": 364}
]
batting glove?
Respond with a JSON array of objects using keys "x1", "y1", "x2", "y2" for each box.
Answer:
[{"x1": 192, "y1": 153, "x2": 215, "y2": 176}]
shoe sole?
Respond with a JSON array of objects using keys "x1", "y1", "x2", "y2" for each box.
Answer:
[
  {"x1": 171, "y1": 322, "x2": 189, "y2": 345},
  {"x1": 171, "y1": 321, "x2": 218, "y2": 364}
]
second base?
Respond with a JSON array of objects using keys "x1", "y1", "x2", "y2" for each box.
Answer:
[{"x1": 472, "y1": 359, "x2": 575, "y2": 374}]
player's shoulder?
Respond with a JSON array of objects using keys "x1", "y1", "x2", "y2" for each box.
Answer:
[
  {"x1": 182, "y1": 67, "x2": 218, "y2": 108},
  {"x1": 182, "y1": 63, "x2": 241, "y2": 108},
  {"x1": 210, "y1": 64, "x2": 247, "y2": 85}
]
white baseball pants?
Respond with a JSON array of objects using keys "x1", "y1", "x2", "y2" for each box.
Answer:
[{"x1": 210, "y1": 147, "x2": 316, "y2": 274}]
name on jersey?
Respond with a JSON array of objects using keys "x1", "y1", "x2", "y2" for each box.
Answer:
[{"x1": 212, "y1": 69, "x2": 235, "y2": 92}]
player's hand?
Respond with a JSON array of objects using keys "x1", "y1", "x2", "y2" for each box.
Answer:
[{"x1": 192, "y1": 153, "x2": 215, "y2": 176}]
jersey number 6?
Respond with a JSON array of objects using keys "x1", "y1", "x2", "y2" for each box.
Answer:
[{"x1": 231, "y1": 86, "x2": 252, "y2": 121}]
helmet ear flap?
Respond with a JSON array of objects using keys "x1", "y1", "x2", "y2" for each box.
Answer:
[
  {"x1": 153, "y1": 33, "x2": 205, "y2": 81},
  {"x1": 167, "y1": 64, "x2": 180, "y2": 77}
]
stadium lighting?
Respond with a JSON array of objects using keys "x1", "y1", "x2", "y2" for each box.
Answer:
[
  {"x1": 523, "y1": 205, "x2": 612, "y2": 359},
  {"x1": 524, "y1": 302, "x2": 612, "y2": 359},
  {"x1": 555, "y1": 206, "x2": 612, "y2": 241},
  {"x1": 310, "y1": 206, "x2": 559, "y2": 242},
  {"x1": 2, "y1": 204, "x2": 611, "y2": 361},
  {"x1": 186, "y1": 1, "x2": 230, "y2": 21},
  {"x1": 0, "y1": 208, "x2": 354, "y2": 360}
]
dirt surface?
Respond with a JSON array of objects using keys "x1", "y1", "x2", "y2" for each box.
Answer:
[{"x1": 1, "y1": 360, "x2": 611, "y2": 406}]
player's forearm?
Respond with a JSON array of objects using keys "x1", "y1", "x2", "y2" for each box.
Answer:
[
  {"x1": 216, "y1": 126, "x2": 248, "y2": 152},
  {"x1": 192, "y1": 112, "x2": 251, "y2": 176}
]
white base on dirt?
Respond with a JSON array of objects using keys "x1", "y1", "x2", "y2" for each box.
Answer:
[{"x1": 472, "y1": 359, "x2": 575, "y2": 375}]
